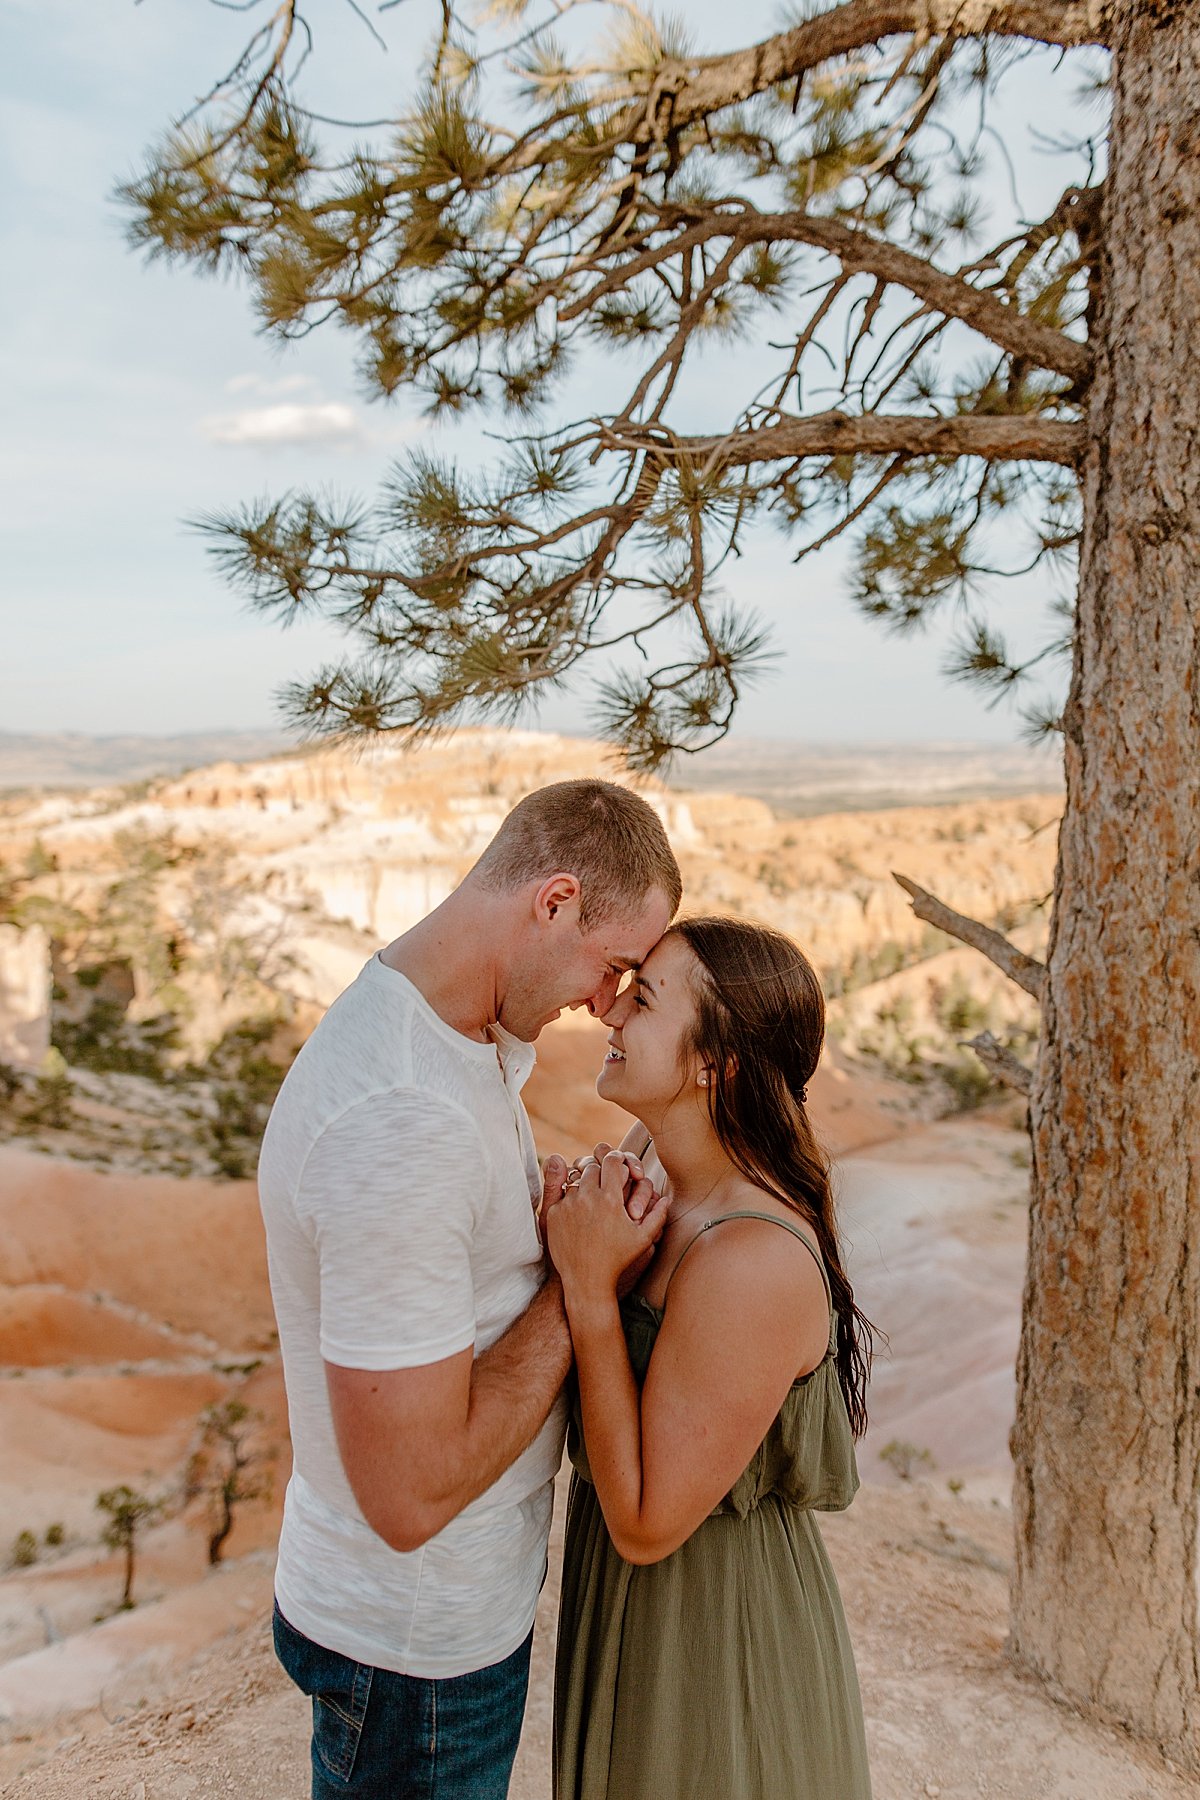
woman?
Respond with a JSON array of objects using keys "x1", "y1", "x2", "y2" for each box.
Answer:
[{"x1": 544, "y1": 915, "x2": 874, "y2": 1800}]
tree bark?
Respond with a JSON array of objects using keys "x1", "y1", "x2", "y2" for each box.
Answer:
[
  {"x1": 962, "y1": 1030, "x2": 1034, "y2": 1096},
  {"x1": 1010, "y1": 0, "x2": 1200, "y2": 1769},
  {"x1": 122, "y1": 1534, "x2": 135, "y2": 1611},
  {"x1": 208, "y1": 1490, "x2": 234, "y2": 1566}
]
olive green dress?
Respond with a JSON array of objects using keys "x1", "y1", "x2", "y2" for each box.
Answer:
[{"x1": 554, "y1": 1212, "x2": 872, "y2": 1800}]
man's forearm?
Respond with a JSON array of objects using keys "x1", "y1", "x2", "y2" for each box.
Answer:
[{"x1": 418, "y1": 1276, "x2": 572, "y2": 1537}]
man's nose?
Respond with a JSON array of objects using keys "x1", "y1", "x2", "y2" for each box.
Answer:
[
  {"x1": 599, "y1": 985, "x2": 631, "y2": 1027},
  {"x1": 586, "y1": 972, "x2": 620, "y2": 1017}
]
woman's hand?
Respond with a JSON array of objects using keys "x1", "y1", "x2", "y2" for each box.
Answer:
[
  {"x1": 538, "y1": 1150, "x2": 648, "y2": 1248},
  {"x1": 571, "y1": 1144, "x2": 656, "y2": 1220},
  {"x1": 545, "y1": 1151, "x2": 670, "y2": 1302}
]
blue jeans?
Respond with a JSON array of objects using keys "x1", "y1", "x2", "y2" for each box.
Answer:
[{"x1": 273, "y1": 1602, "x2": 533, "y2": 1799}]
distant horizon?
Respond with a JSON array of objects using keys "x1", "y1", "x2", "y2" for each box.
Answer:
[
  {"x1": 0, "y1": 723, "x2": 1063, "y2": 814},
  {"x1": 0, "y1": 722, "x2": 1056, "y2": 752}
]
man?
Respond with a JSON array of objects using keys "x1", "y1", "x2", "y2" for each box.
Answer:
[{"x1": 258, "y1": 778, "x2": 681, "y2": 1798}]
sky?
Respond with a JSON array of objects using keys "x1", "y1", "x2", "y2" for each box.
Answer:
[{"x1": 0, "y1": 0, "x2": 1103, "y2": 748}]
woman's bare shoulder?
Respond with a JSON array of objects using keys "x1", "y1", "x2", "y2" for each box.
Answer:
[
  {"x1": 684, "y1": 1181, "x2": 822, "y2": 1281},
  {"x1": 656, "y1": 1204, "x2": 830, "y2": 1375}
]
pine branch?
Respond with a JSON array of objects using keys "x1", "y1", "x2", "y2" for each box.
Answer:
[
  {"x1": 796, "y1": 452, "x2": 911, "y2": 558},
  {"x1": 892, "y1": 871, "x2": 1047, "y2": 1000},
  {"x1": 672, "y1": 2, "x2": 1115, "y2": 106},
  {"x1": 963, "y1": 1029, "x2": 1035, "y2": 1095},
  {"x1": 618, "y1": 3, "x2": 1110, "y2": 136},
  {"x1": 646, "y1": 203, "x2": 1092, "y2": 383},
  {"x1": 607, "y1": 412, "x2": 1083, "y2": 469},
  {"x1": 133, "y1": 2, "x2": 1103, "y2": 753},
  {"x1": 489, "y1": 2, "x2": 1108, "y2": 181},
  {"x1": 189, "y1": 0, "x2": 300, "y2": 165}
]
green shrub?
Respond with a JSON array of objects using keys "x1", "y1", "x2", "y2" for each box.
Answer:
[
  {"x1": 11, "y1": 1530, "x2": 38, "y2": 1568},
  {"x1": 192, "y1": 1017, "x2": 292, "y2": 1178},
  {"x1": 53, "y1": 1000, "x2": 180, "y2": 1079},
  {"x1": 858, "y1": 1010, "x2": 928, "y2": 1082},
  {"x1": 934, "y1": 971, "x2": 993, "y2": 1037},
  {"x1": 939, "y1": 1053, "x2": 994, "y2": 1111},
  {"x1": 11, "y1": 893, "x2": 89, "y2": 936},
  {"x1": 879, "y1": 1440, "x2": 935, "y2": 1481},
  {"x1": 874, "y1": 993, "x2": 915, "y2": 1030},
  {"x1": 27, "y1": 1051, "x2": 72, "y2": 1130},
  {"x1": 24, "y1": 840, "x2": 57, "y2": 879}
]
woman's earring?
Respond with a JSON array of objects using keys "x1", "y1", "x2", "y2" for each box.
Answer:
[{"x1": 698, "y1": 1072, "x2": 709, "y2": 1086}]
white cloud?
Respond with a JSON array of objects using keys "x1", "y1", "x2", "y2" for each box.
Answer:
[{"x1": 201, "y1": 401, "x2": 363, "y2": 447}]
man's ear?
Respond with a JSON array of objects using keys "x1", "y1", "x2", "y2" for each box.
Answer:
[{"x1": 534, "y1": 871, "x2": 582, "y2": 923}]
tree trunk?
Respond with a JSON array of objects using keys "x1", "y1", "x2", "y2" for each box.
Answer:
[
  {"x1": 208, "y1": 1486, "x2": 234, "y2": 1566},
  {"x1": 1011, "y1": 0, "x2": 1200, "y2": 1769},
  {"x1": 122, "y1": 1534, "x2": 135, "y2": 1611}
]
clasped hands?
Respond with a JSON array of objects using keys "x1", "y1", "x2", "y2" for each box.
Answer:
[{"x1": 540, "y1": 1145, "x2": 671, "y2": 1299}]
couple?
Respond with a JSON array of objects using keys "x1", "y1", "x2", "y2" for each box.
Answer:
[{"x1": 259, "y1": 778, "x2": 873, "y2": 1799}]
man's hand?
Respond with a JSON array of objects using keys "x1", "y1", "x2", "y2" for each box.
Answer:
[
  {"x1": 545, "y1": 1152, "x2": 670, "y2": 1302},
  {"x1": 542, "y1": 1143, "x2": 664, "y2": 1292},
  {"x1": 538, "y1": 1155, "x2": 570, "y2": 1248}
]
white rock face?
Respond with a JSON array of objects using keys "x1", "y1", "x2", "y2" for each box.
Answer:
[
  {"x1": 0, "y1": 925, "x2": 51, "y2": 1070},
  {"x1": 0, "y1": 731, "x2": 1062, "y2": 1057}
]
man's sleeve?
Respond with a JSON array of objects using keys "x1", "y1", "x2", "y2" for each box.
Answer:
[{"x1": 297, "y1": 1088, "x2": 487, "y2": 1372}]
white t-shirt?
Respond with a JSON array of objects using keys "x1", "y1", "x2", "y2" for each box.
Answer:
[{"x1": 257, "y1": 952, "x2": 566, "y2": 1678}]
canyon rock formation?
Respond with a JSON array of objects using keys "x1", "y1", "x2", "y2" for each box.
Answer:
[{"x1": 0, "y1": 927, "x2": 50, "y2": 1071}]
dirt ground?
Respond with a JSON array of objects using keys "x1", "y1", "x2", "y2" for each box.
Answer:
[{"x1": 2, "y1": 1476, "x2": 1192, "y2": 1800}]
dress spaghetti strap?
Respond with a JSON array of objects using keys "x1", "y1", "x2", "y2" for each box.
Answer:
[
  {"x1": 663, "y1": 1210, "x2": 830, "y2": 1301},
  {"x1": 636, "y1": 1135, "x2": 827, "y2": 1300},
  {"x1": 659, "y1": 1210, "x2": 837, "y2": 1361}
]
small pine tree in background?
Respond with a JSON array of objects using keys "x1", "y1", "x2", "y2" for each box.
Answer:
[
  {"x1": 96, "y1": 1485, "x2": 163, "y2": 1611},
  {"x1": 186, "y1": 1399, "x2": 272, "y2": 1566}
]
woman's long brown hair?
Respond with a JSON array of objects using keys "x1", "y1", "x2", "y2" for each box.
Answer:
[{"x1": 670, "y1": 915, "x2": 876, "y2": 1438}]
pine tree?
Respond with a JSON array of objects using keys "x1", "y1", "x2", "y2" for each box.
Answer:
[
  {"x1": 125, "y1": 1, "x2": 1200, "y2": 1768},
  {"x1": 96, "y1": 1484, "x2": 163, "y2": 1611},
  {"x1": 186, "y1": 1398, "x2": 272, "y2": 1566}
]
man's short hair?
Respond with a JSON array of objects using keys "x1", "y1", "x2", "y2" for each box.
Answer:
[{"x1": 473, "y1": 779, "x2": 682, "y2": 928}]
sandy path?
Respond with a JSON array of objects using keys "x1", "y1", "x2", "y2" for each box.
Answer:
[{"x1": 838, "y1": 1116, "x2": 1031, "y2": 1492}]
